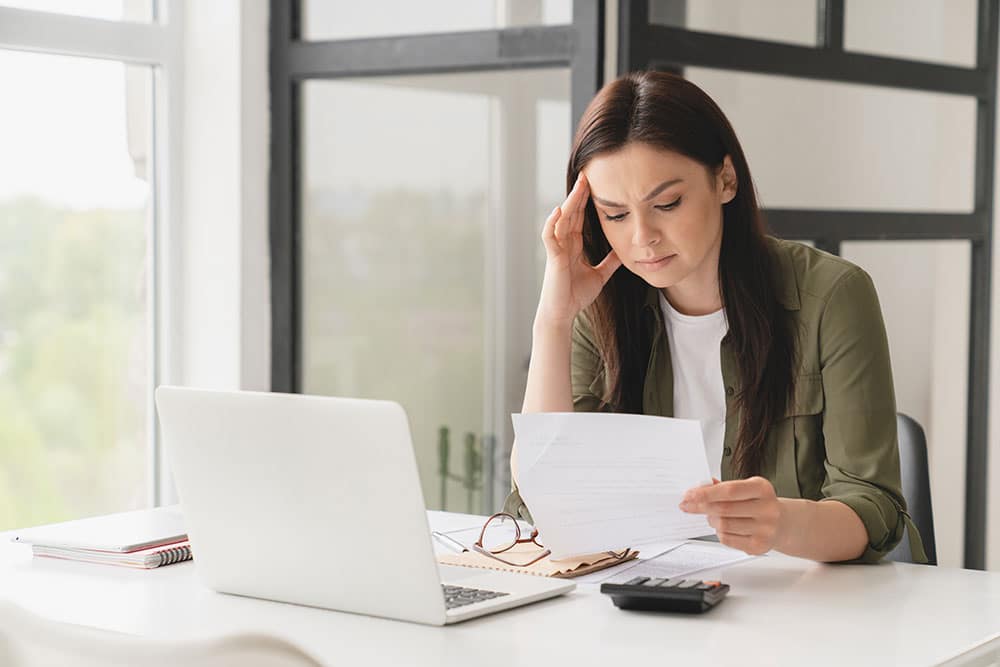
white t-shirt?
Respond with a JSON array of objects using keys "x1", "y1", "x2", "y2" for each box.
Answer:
[{"x1": 658, "y1": 291, "x2": 728, "y2": 480}]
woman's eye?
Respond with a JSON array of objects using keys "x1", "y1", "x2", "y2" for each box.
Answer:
[{"x1": 604, "y1": 197, "x2": 681, "y2": 221}]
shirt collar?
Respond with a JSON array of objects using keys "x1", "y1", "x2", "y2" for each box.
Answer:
[{"x1": 771, "y1": 236, "x2": 801, "y2": 311}]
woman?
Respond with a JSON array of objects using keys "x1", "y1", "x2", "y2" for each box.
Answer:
[{"x1": 503, "y1": 70, "x2": 925, "y2": 564}]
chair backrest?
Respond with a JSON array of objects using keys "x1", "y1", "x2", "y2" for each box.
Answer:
[
  {"x1": 886, "y1": 413, "x2": 937, "y2": 565},
  {"x1": 0, "y1": 599, "x2": 324, "y2": 667}
]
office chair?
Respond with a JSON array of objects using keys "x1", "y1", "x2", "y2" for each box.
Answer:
[
  {"x1": 0, "y1": 599, "x2": 324, "y2": 667},
  {"x1": 886, "y1": 413, "x2": 938, "y2": 565}
]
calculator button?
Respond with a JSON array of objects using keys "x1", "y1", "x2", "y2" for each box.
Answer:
[
  {"x1": 624, "y1": 577, "x2": 649, "y2": 586},
  {"x1": 676, "y1": 580, "x2": 701, "y2": 588},
  {"x1": 643, "y1": 578, "x2": 666, "y2": 587},
  {"x1": 660, "y1": 578, "x2": 684, "y2": 587},
  {"x1": 703, "y1": 580, "x2": 722, "y2": 588},
  {"x1": 695, "y1": 583, "x2": 712, "y2": 590}
]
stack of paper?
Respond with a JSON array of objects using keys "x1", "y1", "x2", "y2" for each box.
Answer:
[
  {"x1": 31, "y1": 541, "x2": 192, "y2": 569},
  {"x1": 11, "y1": 505, "x2": 191, "y2": 569},
  {"x1": 513, "y1": 412, "x2": 714, "y2": 559}
]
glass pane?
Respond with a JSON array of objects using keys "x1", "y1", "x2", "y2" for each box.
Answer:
[
  {"x1": 0, "y1": 50, "x2": 152, "y2": 530},
  {"x1": 841, "y1": 240, "x2": 970, "y2": 568},
  {"x1": 845, "y1": 0, "x2": 977, "y2": 67},
  {"x1": 650, "y1": 0, "x2": 817, "y2": 46},
  {"x1": 535, "y1": 97, "x2": 572, "y2": 296},
  {"x1": 302, "y1": 0, "x2": 572, "y2": 41},
  {"x1": 301, "y1": 68, "x2": 570, "y2": 513},
  {"x1": 0, "y1": 0, "x2": 153, "y2": 22},
  {"x1": 686, "y1": 68, "x2": 975, "y2": 211}
]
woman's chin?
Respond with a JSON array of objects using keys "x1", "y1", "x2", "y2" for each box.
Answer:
[{"x1": 634, "y1": 268, "x2": 684, "y2": 290}]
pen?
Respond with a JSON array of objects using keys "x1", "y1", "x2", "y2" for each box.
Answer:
[{"x1": 432, "y1": 531, "x2": 468, "y2": 553}]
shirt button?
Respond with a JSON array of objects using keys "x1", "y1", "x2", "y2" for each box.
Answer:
[
  {"x1": 725, "y1": 386, "x2": 735, "y2": 397},
  {"x1": 723, "y1": 447, "x2": 732, "y2": 456}
]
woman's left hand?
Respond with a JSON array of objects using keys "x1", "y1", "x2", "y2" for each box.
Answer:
[{"x1": 679, "y1": 477, "x2": 786, "y2": 556}]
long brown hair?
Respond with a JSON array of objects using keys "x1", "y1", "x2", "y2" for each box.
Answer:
[{"x1": 569, "y1": 70, "x2": 795, "y2": 478}]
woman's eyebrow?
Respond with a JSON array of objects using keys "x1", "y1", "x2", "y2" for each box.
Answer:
[{"x1": 591, "y1": 178, "x2": 684, "y2": 208}]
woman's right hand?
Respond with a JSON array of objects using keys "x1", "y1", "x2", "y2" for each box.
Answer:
[{"x1": 536, "y1": 171, "x2": 622, "y2": 328}]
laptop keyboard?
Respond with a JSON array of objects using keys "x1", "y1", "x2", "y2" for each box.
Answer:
[{"x1": 442, "y1": 584, "x2": 509, "y2": 610}]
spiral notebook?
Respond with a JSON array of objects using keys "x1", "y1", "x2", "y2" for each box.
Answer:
[
  {"x1": 31, "y1": 540, "x2": 192, "y2": 569},
  {"x1": 11, "y1": 505, "x2": 191, "y2": 569}
]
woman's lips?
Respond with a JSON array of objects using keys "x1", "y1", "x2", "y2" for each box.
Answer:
[{"x1": 636, "y1": 254, "x2": 676, "y2": 269}]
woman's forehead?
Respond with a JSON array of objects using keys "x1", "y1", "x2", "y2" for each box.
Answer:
[{"x1": 584, "y1": 144, "x2": 705, "y2": 201}]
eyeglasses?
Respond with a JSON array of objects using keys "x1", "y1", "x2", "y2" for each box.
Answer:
[
  {"x1": 472, "y1": 512, "x2": 551, "y2": 567},
  {"x1": 472, "y1": 512, "x2": 632, "y2": 568}
]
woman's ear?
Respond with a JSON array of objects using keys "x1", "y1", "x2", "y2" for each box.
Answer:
[{"x1": 719, "y1": 155, "x2": 737, "y2": 204}]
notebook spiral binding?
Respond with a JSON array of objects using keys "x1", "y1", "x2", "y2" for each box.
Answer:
[{"x1": 157, "y1": 544, "x2": 192, "y2": 567}]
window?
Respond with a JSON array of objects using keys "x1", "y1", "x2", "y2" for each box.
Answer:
[
  {"x1": 273, "y1": 1, "x2": 598, "y2": 513},
  {"x1": 0, "y1": 0, "x2": 153, "y2": 22},
  {"x1": 649, "y1": 0, "x2": 817, "y2": 46},
  {"x1": 686, "y1": 68, "x2": 975, "y2": 211},
  {"x1": 301, "y1": 0, "x2": 572, "y2": 40},
  {"x1": 844, "y1": 0, "x2": 977, "y2": 66},
  {"x1": 300, "y1": 70, "x2": 570, "y2": 513},
  {"x1": 0, "y1": 4, "x2": 179, "y2": 530}
]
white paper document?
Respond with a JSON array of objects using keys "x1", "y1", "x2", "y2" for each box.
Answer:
[
  {"x1": 513, "y1": 412, "x2": 714, "y2": 559},
  {"x1": 576, "y1": 541, "x2": 756, "y2": 585},
  {"x1": 425, "y1": 510, "x2": 486, "y2": 535}
]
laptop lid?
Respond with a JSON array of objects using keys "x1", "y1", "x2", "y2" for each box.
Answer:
[{"x1": 155, "y1": 386, "x2": 448, "y2": 625}]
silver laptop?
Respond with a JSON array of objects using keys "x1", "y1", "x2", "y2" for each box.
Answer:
[{"x1": 154, "y1": 386, "x2": 573, "y2": 625}]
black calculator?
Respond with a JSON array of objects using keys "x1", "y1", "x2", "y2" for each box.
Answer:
[{"x1": 600, "y1": 576, "x2": 730, "y2": 613}]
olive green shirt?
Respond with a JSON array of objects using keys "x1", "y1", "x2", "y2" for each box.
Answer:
[{"x1": 504, "y1": 237, "x2": 926, "y2": 564}]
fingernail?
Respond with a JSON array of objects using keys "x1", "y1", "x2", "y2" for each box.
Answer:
[{"x1": 679, "y1": 501, "x2": 690, "y2": 512}]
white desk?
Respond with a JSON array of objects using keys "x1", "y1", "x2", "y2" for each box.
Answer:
[{"x1": 3, "y1": 511, "x2": 1000, "y2": 667}]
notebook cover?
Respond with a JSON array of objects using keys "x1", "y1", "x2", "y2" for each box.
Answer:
[{"x1": 11, "y1": 505, "x2": 186, "y2": 553}]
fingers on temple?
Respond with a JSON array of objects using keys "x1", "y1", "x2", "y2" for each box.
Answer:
[{"x1": 541, "y1": 205, "x2": 561, "y2": 252}]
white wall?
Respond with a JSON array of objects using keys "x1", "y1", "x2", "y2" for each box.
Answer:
[{"x1": 177, "y1": 0, "x2": 270, "y2": 393}]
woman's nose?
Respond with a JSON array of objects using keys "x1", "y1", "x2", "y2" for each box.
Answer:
[{"x1": 631, "y1": 214, "x2": 661, "y2": 247}]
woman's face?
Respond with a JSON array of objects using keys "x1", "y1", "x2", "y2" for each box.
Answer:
[{"x1": 582, "y1": 142, "x2": 736, "y2": 292}]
